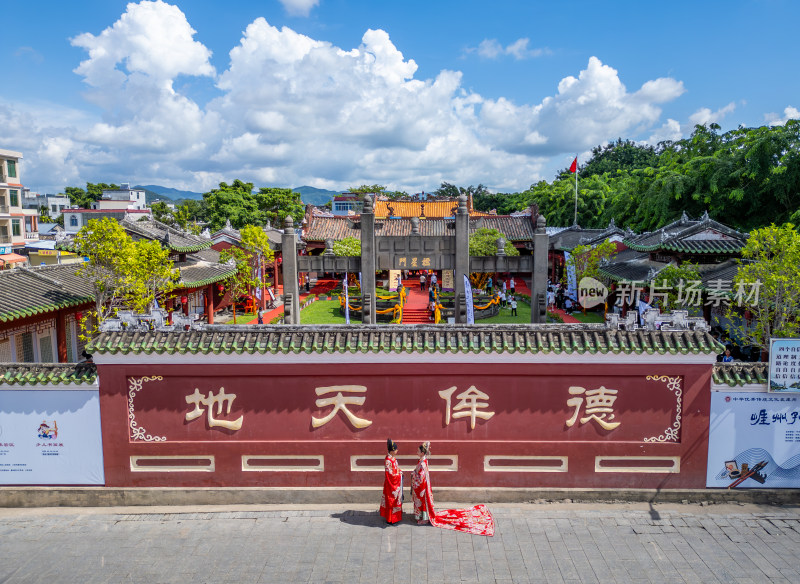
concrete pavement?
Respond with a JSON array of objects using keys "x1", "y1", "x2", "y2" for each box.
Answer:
[{"x1": 1, "y1": 502, "x2": 799, "y2": 583}]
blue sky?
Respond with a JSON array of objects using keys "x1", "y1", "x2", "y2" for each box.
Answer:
[{"x1": 3, "y1": 0, "x2": 798, "y2": 194}]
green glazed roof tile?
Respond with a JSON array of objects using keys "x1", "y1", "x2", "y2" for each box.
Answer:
[
  {"x1": 712, "y1": 362, "x2": 769, "y2": 386},
  {"x1": 0, "y1": 363, "x2": 97, "y2": 386}
]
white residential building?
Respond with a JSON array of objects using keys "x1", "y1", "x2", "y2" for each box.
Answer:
[
  {"x1": 0, "y1": 148, "x2": 38, "y2": 268},
  {"x1": 92, "y1": 182, "x2": 147, "y2": 211}
]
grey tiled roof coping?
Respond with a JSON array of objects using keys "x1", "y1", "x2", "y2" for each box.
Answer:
[
  {"x1": 0, "y1": 362, "x2": 97, "y2": 386},
  {"x1": 88, "y1": 324, "x2": 722, "y2": 356}
]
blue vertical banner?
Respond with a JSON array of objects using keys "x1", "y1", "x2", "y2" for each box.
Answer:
[
  {"x1": 563, "y1": 250, "x2": 577, "y2": 303},
  {"x1": 464, "y1": 275, "x2": 475, "y2": 324},
  {"x1": 344, "y1": 273, "x2": 350, "y2": 324}
]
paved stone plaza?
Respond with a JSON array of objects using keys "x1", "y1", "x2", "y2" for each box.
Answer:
[{"x1": 1, "y1": 502, "x2": 799, "y2": 583}]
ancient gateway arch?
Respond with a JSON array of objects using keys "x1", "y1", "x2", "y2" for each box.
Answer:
[{"x1": 281, "y1": 194, "x2": 549, "y2": 324}]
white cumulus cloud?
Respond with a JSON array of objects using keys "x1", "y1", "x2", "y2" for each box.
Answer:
[
  {"x1": 470, "y1": 38, "x2": 550, "y2": 60},
  {"x1": 689, "y1": 102, "x2": 736, "y2": 126},
  {"x1": 278, "y1": 0, "x2": 319, "y2": 17},
  {"x1": 11, "y1": 2, "x2": 690, "y2": 195},
  {"x1": 765, "y1": 105, "x2": 800, "y2": 126}
]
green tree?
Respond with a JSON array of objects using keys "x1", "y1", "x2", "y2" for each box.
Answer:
[
  {"x1": 333, "y1": 236, "x2": 361, "y2": 256},
  {"x1": 566, "y1": 239, "x2": 617, "y2": 284},
  {"x1": 256, "y1": 187, "x2": 304, "y2": 227},
  {"x1": 650, "y1": 262, "x2": 701, "y2": 311},
  {"x1": 201, "y1": 180, "x2": 261, "y2": 231},
  {"x1": 580, "y1": 138, "x2": 659, "y2": 177},
  {"x1": 150, "y1": 201, "x2": 174, "y2": 225},
  {"x1": 348, "y1": 184, "x2": 386, "y2": 194},
  {"x1": 122, "y1": 240, "x2": 179, "y2": 313},
  {"x1": 469, "y1": 228, "x2": 519, "y2": 256},
  {"x1": 64, "y1": 182, "x2": 120, "y2": 209},
  {"x1": 73, "y1": 218, "x2": 177, "y2": 336},
  {"x1": 726, "y1": 224, "x2": 800, "y2": 350},
  {"x1": 38, "y1": 205, "x2": 53, "y2": 223}
]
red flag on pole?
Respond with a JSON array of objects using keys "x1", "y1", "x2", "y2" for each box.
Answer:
[{"x1": 569, "y1": 157, "x2": 577, "y2": 173}]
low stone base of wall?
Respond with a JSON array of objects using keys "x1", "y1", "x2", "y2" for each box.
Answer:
[{"x1": 1, "y1": 487, "x2": 798, "y2": 508}]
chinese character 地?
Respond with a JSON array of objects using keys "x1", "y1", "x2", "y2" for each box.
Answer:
[
  {"x1": 185, "y1": 387, "x2": 244, "y2": 431},
  {"x1": 439, "y1": 386, "x2": 495, "y2": 429},
  {"x1": 312, "y1": 385, "x2": 373, "y2": 429},
  {"x1": 566, "y1": 386, "x2": 621, "y2": 430}
]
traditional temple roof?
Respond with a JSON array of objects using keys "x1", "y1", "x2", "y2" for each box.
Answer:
[
  {"x1": 712, "y1": 362, "x2": 768, "y2": 386},
  {"x1": 599, "y1": 250, "x2": 660, "y2": 283},
  {"x1": 624, "y1": 212, "x2": 746, "y2": 254},
  {"x1": 549, "y1": 219, "x2": 625, "y2": 252},
  {"x1": 88, "y1": 324, "x2": 721, "y2": 356},
  {"x1": 374, "y1": 199, "x2": 459, "y2": 218},
  {"x1": 0, "y1": 362, "x2": 97, "y2": 386},
  {"x1": 210, "y1": 220, "x2": 282, "y2": 248},
  {"x1": 174, "y1": 260, "x2": 236, "y2": 288},
  {"x1": 0, "y1": 264, "x2": 93, "y2": 323},
  {"x1": 303, "y1": 216, "x2": 535, "y2": 243},
  {"x1": 120, "y1": 216, "x2": 212, "y2": 253}
]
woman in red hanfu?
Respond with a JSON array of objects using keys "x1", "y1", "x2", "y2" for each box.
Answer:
[
  {"x1": 379, "y1": 438, "x2": 403, "y2": 524},
  {"x1": 412, "y1": 441, "x2": 495, "y2": 536}
]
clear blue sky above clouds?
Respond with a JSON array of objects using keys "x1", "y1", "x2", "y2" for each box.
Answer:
[{"x1": 3, "y1": 0, "x2": 798, "y2": 194}]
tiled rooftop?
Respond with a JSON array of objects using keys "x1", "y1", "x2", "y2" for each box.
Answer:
[
  {"x1": 0, "y1": 264, "x2": 94, "y2": 322},
  {"x1": 88, "y1": 324, "x2": 722, "y2": 356},
  {"x1": 303, "y1": 216, "x2": 535, "y2": 243},
  {"x1": 712, "y1": 362, "x2": 768, "y2": 386},
  {"x1": 0, "y1": 362, "x2": 97, "y2": 386}
]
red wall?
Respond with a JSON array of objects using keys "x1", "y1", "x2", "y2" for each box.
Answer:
[{"x1": 98, "y1": 362, "x2": 711, "y2": 488}]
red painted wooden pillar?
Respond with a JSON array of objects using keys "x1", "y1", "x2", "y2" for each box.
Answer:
[
  {"x1": 56, "y1": 310, "x2": 68, "y2": 363},
  {"x1": 206, "y1": 284, "x2": 215, "y2": 324}
]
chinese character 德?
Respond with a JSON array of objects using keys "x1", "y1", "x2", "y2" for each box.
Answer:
[
  {"x1": 566, "y1": 386, "x2": 620, "y2": 430},
  {"x1": 312, "y1": 385, "x2": 373, "y2": 429},
  {"x1": 185, "y1": 387, "x2": 244, "y2": 431},
  {"x1": 439, "y1": 386, "x2": 495, "y2": 429},
  {"x1": 422, "y1": 257, "x2": 431, "y2": 267}
]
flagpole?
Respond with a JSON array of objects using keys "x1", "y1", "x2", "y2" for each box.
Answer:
[{"x1": 573, "y1": 155, "x2": 578, "y2": 226}]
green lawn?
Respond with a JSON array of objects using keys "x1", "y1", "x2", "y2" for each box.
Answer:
[
  {"x1": 477, "y1": 302, "x2": 531, "y2": 324},
  {"x1": 232, "y1": 312, "x2": 257, "y2": 324},
  {"x1": 569, "y1": 311, "x2": 606, "y2": 323},
  {"x1": 300, "y1": 300, "x2": 347, "y2": 324}
]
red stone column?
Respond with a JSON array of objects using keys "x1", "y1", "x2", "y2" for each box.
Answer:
[
  {"x1": 56, "y1": 310, "x2": 68, "y2": 363},
  {"x1": 206, "y1": 284, "x2": 215, "y2": 324}
]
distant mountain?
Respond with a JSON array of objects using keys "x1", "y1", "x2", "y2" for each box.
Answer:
[
  {"x1": 292, "y1": 186, "x2": 341, "y2": 206},
  {"x1": 135, "y1": 184, "x2": 342, "y2": 206},
  {"x1": 135, "y1": 185, "x2": 205, "y2": 201}
]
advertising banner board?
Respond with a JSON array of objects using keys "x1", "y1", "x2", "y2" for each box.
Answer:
[
  {"x1": 0, "y1": 389, "x2": 104, "y2": 485},
  {"x1": 706, "y1": 391, "x2": 800, "y2": 488},
  {"x1": 769, "y1": 338, "x2": 800, "y2": 392}
]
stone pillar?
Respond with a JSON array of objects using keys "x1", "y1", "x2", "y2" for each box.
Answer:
[
  {"x1": 531, "y1": 215, "x2": 549, "y2": 324},
  {"x1": 281, "y1": 217, "x2": 301, "y2": 324},
  {"x1": 454, "y1": 194, "x2": 469, "y2": 323},
  {"x1": 206, "y1": 284, "x2": 215, "y2": 324},
  {"x1": 56, "y1": 310, "x2": 68, "y2": 363},
  {"x1": 360, "y1": 195, "x2": 376, "y2": 324}
]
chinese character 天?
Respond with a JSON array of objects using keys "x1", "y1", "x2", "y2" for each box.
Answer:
[
  {"x1": 185, "y1": 387, "x2": 244, "y2": 431},
  {"x1": 566, "y1": 386, "x2": 621, "y2": 430},
  {"x1": 312, "y1": 385, "x2": 373, "y2": 429},
  {"x1": 439, "y1": 386, "x2": 495, "y2": 429}
]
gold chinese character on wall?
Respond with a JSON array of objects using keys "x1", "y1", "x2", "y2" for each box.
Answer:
[
  {"x1": 185, "y1": 387, "x2": 244, "y2": 431},
  {"x1": 312, "y1": 385, "x2": 373, "y2": 429},
  {"x1": 398, "y1": 257, "x2": 407, "y2": 267},
  {"x1": 439, "y1": 386, "x2": 495, "y2": 429},
  {"x1": 566, "y1": 386, "x2": 620, "y2": 430},
  {"x1": 411, "y1": 257, "x2": 418, "y2": 268},
  {"x1": 421, "y1": 257, "x2": 431, "y2": 267}
]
